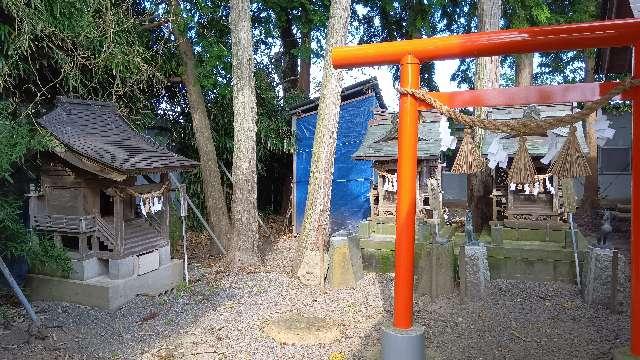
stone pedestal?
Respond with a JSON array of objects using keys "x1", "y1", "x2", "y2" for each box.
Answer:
[
  {"x1": 326, "y1": 233, "x2": 364, "y2": 289},
  {"x1": 416, "y1": 241, "x2": 454, "y2": 299},
  {"x1": 460, "y1": 244, "x2": 490, "y2": 301},
  {"x1": 583, "y1": 246, "x2": 627, "y2": 309},
  {"x1": 382, "y1": 325, "x2": 425, "y2": 360}
]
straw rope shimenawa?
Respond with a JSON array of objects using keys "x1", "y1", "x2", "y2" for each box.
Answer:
[
  {"x1": 549, "y1": 125, "x2": 592, "y2": 179},
  {"x1": 451, "y1": 129, "x2": 486, "y2": 174},
  {"x1": 508, "y1": 137, "x2": 537, "y2": 184},
  {"x1": 397, "y1": 78, "x2": 640, "y2": 136}
]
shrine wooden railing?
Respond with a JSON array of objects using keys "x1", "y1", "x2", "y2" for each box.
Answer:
[
  {"x1": 32, "y1": 215, "x2": 96, "y2": 233},
  {"x1": 95, "y1": 216, "x2": 119, "y2": 253}
]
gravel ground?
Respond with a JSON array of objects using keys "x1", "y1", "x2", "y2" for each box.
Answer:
[{"x1": 0, "y1": 221, "x2": 631, "y2": 360}]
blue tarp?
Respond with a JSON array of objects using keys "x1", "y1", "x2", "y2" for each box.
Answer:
[{"x1": 294, "y1": 95, "x2": 378, "y2": 233}]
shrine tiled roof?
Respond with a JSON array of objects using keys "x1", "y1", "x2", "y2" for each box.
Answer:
[
  {"x1": 353, "y1": 109, "x2": 443, "y2": 160},
  {"x1": 37, "y1": 97, "x2": 198, "y2": 175}
]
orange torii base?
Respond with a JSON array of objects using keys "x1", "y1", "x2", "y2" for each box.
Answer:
[{"x1": 331, "y1": 18, "x2": 640, "y2": 360}]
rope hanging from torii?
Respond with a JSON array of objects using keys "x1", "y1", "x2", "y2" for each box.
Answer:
[{"x1": 397, "y1": 78, "x2": 640, "y2": 180}]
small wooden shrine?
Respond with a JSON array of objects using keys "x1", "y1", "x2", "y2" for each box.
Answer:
[
  {"x1": 353, "y1": 109, "x2": 446, "y2": 219},
  {"x1": 26, "y1": 97, "x2": 197, "y2": 309},
  {"x1": 482, "y1": 103, "x2": 588, "y2": 227}
]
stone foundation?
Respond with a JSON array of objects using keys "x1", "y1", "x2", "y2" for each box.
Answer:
[{"x1": 26, "y1": 259, "x2": 183, "y2": 310}]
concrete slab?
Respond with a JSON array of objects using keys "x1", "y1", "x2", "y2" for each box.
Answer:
[{"x1": 25, "y1": 260, "x2": 183, "y2": 311}]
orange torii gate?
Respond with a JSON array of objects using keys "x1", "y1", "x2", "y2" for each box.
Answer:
[{"x1": 332, "y1": 18, "x2": 640, "y2": 359}]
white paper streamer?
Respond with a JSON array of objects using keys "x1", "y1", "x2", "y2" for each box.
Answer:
[
  {"x1": 439, "y1": 116, "x2": 458, "y2": 151},
  {"x1": 594, "y1": 118, "x2": 616, "y2": 147},
  {"x1": 487, "y1": 134, "x2": 508, "y2": 169},
  {"x1": 542, "y1": 130, "x2": 562, "y2": 165}
]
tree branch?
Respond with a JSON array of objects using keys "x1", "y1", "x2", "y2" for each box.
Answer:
[{"x1": 142, "y1": 18, "x2": 170, "y2": 30}]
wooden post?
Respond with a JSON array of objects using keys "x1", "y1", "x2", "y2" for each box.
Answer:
[
  {"x1": 161, "y1": 173, "x2": 170, "y2": 238},
  {"x1": 113, "y1": 194, "x2": 124, "y2": 254}
]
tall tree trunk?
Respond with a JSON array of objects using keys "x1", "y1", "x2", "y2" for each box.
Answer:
[
  {"x1": 229, "y1": 0, "x2": 260, "y2": 269},
  {"x1": 582, "y1": 50, "x2": 599, "y2": 214},
  {"x1": 298, "y1": 28, "x2": 312, "y2": 97},
  {"x1": 171, "y1": 1, "x2": 231, "y2": 253},
  {"x1": 470, "y1": 0, "x2": 501, "y2": 232},
  {"x1": 515, "y1": 53, "x2": 534, "y2": 87},
  {"x1": 279, "y1": 11, "x2": 300, "y2": 97},
  {"x1": 296, "y1": 0, "x2": 351, "y2": 286}
]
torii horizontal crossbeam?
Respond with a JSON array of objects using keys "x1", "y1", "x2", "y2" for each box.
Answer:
[
  {"x1": 332, "y1": 18, "x2": 640, "y2": 68},
  {"x1": 417, "y1": 81, "x2": 637, "y2": 110}
]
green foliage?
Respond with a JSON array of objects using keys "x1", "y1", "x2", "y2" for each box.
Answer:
[
  {"x1": 354, "y1": 0, "x2": 449, "y2": 90},
  {"x1": 28, "y1": 235, "x2": 72, "y2": 278},
  {"x1": 0, "y1": 197, "x2": 71, "y2": 277},
  {"x1": 0, "y1": 197, "x2": 32, "y2": 259},
  {"x1": 1, "y1": 0, "x2": 165, "y2": 120},
  {"x1": 0, "y1": 101, "x2": 53, "y2": 181}
]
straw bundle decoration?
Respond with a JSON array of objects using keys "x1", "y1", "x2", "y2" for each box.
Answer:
[
  {"x1": 451, "y1": 129, "x2": 485, "y2": 174},
  {"x1": 549, "y1": 125, "x2": 591, "y2": 179},
  {"x1": 508, "y1": 137, "x2": 537, "y2": 185}
]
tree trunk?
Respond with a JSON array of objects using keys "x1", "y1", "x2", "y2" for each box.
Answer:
[
  {"x1": 582, "y1": 50, "x2": 599, "y2": 214},
  {"x1": 296, "y1": 0, "x2": 351, "y2": 286},
  {"x1": 298, "y1": 28, "x2": 312, "y2": 97},
  {"x1": 171, "y1": 1, "x2": 232, "y2": 253},
  {"x1": 515, "y1": 53, "x2": 533, "y2": 87},
  {"x1": 278, "y1": 11, "x2": 300, "y2": 97},
  {"x1": 470, "y1": 0, "x2": 501, "y2": 232},
  {"x1": 229, "y1": 0, "x2": 260, "y2": 269}
]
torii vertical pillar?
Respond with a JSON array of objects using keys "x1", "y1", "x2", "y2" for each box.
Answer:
[
  {"x1": 632, "y1": 43, "x2": 640, "y2": 357},
  {"x1": 382, "y1": 54, "x2": 426, "y2": 360}
]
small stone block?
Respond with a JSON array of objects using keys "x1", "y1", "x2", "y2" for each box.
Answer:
[
  {"x1": 491, "y1": 225, "x2": 503, "y2": 246},
  {"x1": 461, "y1": 244, "x2": 490, "y2": 301},
  {"x1": 416, "y1": 242, "x2": 454, "y2": 299},
  {"x1": 326, "y1": 234, "x2": 364, "y2": 288},
  {"x1": 108, "y1": 256, "x2": 136, "y2": 280},
  {"x1": 583, "y1": 247, "x2": 627, "y2": 307}
]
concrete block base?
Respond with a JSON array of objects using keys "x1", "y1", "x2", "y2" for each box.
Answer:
[
  {"x1": 416, "y1": 241, "x2": 454, "y2": 299},
  {"x1": 382, "y1": 325, "x2": 425, "y2": 360},
  {"x1": 70, "y1": 257, "x2": 107, "y2": 281},
  {"x1": 460, "y1": 245, "x2": 490, "y2": 301},
  {"x1": 108, "y1": 256, "x2": 137, "y2": 280},
  {"x1": 25, "y1": 259, "x2": 183, "y2": 311},
  {"x1": 613, "y1": 347, "x2": 640, "y2": 360},
  {"x1": 326, "y1": 233, "x2": 364, "y2": 289}
]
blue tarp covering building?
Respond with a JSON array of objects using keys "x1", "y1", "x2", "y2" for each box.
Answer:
[{"x1": 290, "y1": 78, "x2": 386, "y2": 233}]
